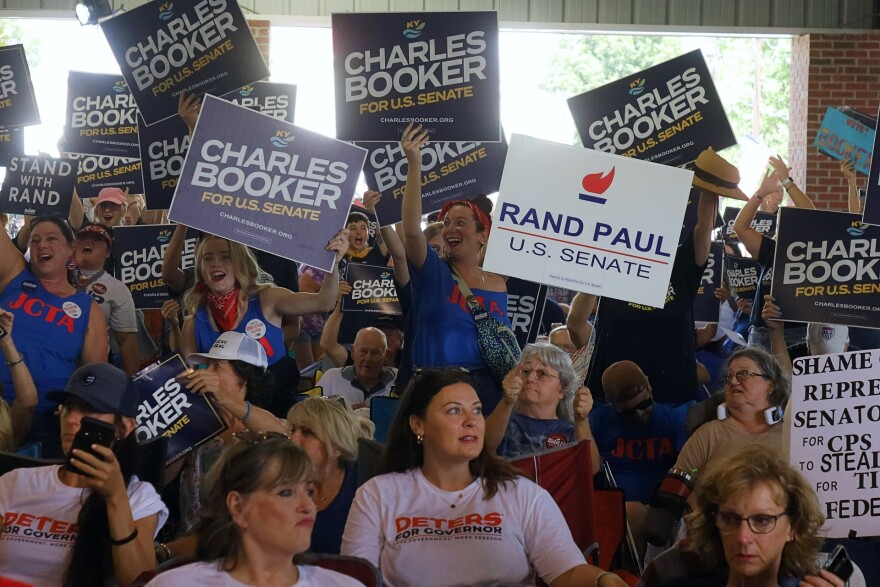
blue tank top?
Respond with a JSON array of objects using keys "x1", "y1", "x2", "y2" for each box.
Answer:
[
  {"x1": 409, "y1": 249, "x2": 511, "y2": 369},
  {"x1": 0, "y1": 266, "x2": 93, "y2": 453},
  {"x1": 194, "y1": 295, "x2": 286, "y2": 366}
]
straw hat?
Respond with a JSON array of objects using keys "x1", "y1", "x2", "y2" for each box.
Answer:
[{"x1": 692, "y1": 148, "x2": 747, "y2": 200}]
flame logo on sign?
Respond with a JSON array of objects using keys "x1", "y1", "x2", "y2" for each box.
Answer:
[
  {"x1": 270, "y1": 130, "x2": 294, "y2": 148},
  {"x1": 157, "y1": 230, "x2": 172, "y2": 243},
  {"x1": 158, "y1": 2, "x2": 174, "y2": 20},
  {"x1": 847, "y1": 220, "x2": 867, "y2": 236},
  {"x1": 403, "y1": 19, "x2": 426, "y2": 39},
  {"x1": 239, "y1": 85, "x2": 254, "y2": 97},
  {"x1": 579, "y1": 167, "x2": 615, "y2": 204},
  {"x1": 113, "y1": 80, "x2": 127, "y2": 93},
  {"x1": 628, "y1": 78, "x2": 646, "y2": 96}
]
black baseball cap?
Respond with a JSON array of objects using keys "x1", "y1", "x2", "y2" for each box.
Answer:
[
  {"x1": 372, "y1": 315, "x2": 404, "y2": 332},
  {"x1": 48, "y1": 363, "x2": 138, "y2": 418}
]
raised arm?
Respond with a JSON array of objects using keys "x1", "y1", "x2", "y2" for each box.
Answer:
[
  {"x1": 69, "y1": 193, "x2": 85, "y2": 231},
  {"x1": 399, "y1": 123, "x2": 431, "y2": 270},
  {"x1": 572, "y1": 387, "x2": 601, "y2": 475},
  {"x1": 733, "y1": 169, "x2": 779, "y2": 259},
  {"x1": 761, "y1": 295, "x2": 792, "y2": 376},
  {"x1": 320, "y1": 282, "x2": 352, "y2": 368},
  {"x1": 841, "y1": 159, "x2": 861, "y2": 214},
  {"x1": 1, "y1": 219, "x2": 26, "y2": 291},
  {"x1": 769, "y1": 154, "x2": 814, "y2": 210},
  {"x1": 80, "y1": 301, "x2": 110, "y2": 365},
  {"x1": 693, "y1": 192, "x2": 716, "y2": 266},
  {"x1": 261, "y1": 230, "x2": 348, "y2": 319},
  {"x1": 162, "y1": 223, "x2": 189, "y2": 293},
  {"x1": 0, "y1": 310, "x2": 37, "y2": 447},
  {"x1": 566, "y1": 293, "x2": 596, "y2": 350},
  {"x1": 364, "y1": 190, "x2": 410, "y2": 286},
  {"x1": 484, "y1": 366, "x2": 521, "y2": 454}
]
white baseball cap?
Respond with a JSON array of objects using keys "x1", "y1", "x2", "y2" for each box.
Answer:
[
  {"x1": 807, "y1": 323, "x2": 849, "y2": 355},
  {"x1": 188, "y1": 331, "x2": 268, "y2": 369}
]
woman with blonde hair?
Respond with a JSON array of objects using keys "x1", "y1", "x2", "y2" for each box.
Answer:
[
  {"x1": 287, "y1": 397, "x2": 374, "y2": 554},
  {"x1": 180, "y1": 232, "x2": 348, "y2": 414}
]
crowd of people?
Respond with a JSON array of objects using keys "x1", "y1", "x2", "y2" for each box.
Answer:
[{"x1": 0, "y1": 93, "x2": 872, "y2": 586}]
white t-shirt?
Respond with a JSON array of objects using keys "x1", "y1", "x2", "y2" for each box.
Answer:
[
  {"x1": 0, "y1": 465, "x2": 168, "y2": 587},
  {"x1": 145, "y1": 561, "x2": 363, "y2": 586},
  {"x1": 341, "y1": 469, "x2": 586, "y2": 587},
  {"x1": 81, "y1": 269, "x2": 138, "y2": 334}
]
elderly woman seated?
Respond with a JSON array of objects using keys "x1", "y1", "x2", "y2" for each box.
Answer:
[
  {"x1": 641, "y1": 444, "x2": 851, "y2": 587},
  {"x1": 484, "y1": 343, "x2": 599, "y2": 471}
]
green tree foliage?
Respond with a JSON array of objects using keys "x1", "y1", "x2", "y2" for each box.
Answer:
[{"x1": 0, "y1": 21, "x2": 41, "y2": 68}]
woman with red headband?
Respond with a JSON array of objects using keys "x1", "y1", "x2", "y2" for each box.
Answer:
[{"x1": 400, "y1": 123, "x2": 515, "y2": 414}]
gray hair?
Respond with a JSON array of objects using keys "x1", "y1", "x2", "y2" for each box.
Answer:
[
  {"x1": 724, "y1": 347, "x2": 790, "y2": 407},
  {"x1": 520, "y1": 342, "x2": 579, "y2": 422}
]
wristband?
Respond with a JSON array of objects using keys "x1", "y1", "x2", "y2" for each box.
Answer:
[
  {"x1": 155, "y1": 541, "x2": 172, "y2": 563},
  {"x1": 111, "y1": 527, "x2": 139, "y2": 546},
  {"x1": 242, "y1": 400, "x2": 252, "y2": 424},
  {"x1": 4, "y1": 353, "x2": 24, "y2": 367},
  {"x1": 782, "y1": 177, "x2": 795, "y2": 188}
]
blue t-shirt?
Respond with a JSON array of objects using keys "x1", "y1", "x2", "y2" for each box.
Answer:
[
  {"x1": 311, "y1": 463, "x2": 358, "y2": 554},
  {"x1": 589, "y1": 401, "x2": 691, "y2": 503},
  {"x1": 0, "y1": 267, "x2": 93, "y2": 455},
  {"x1": 497, "y1": 412, "x2": 575, "y2": 459},
  {"x1": 409, "y1": 247, "x2": 510, "y2": 369},
  {"x1": 194, "y1": 295, "x2": 286, "y2": 366}
]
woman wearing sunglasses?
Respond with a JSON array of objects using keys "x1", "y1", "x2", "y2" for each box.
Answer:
[
  {"x1": 674, "y1": 348, "x2": 788, "y2": 479},
  {"x1": 146, "y1": 433, "x2": 360, "y2": 586},
  {"x1": 342, "y1": 368, "x2": 627, "y2": 587},
  {"x1": 646, "y1": 445, "x2": 845, "y2": 587},
  {"x1": 484, "y1": 343, "x2": 600, "y2": 469}
]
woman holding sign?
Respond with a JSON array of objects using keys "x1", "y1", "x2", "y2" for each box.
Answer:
[
  {"x1": 179, "y1": 231, "x2": 348, "y2": 410},
  {"x1": 400, "y1": 123, "x2": 517, "y2": 414},
  {"x1": 0, "y1": 214, "x2": 108, "y2": 457}
]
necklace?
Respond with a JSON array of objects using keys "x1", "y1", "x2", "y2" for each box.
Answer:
[{"x1": 420, "y1": 471, "x2": 475, "y2": 509}]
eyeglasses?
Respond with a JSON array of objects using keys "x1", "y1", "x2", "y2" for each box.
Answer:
[
  {"x1": 520, "y1": 367, "x2": 559, "y2": 382},
  {"x1": 723, "y1": 370, "x2": 770, "y2": 385},
  {"x1": 232, "y1": 431, "x2": 289, "y2": 444},
  {"x1": 714, "y1": 510, "x2": 789, "y2": 534},
  {"x1": 613, "y1": 394, "x2": 654, "y2": 417}
]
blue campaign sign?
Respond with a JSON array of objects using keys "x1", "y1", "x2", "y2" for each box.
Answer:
[
  {"x1": 0, "y1": 155, "x2": 76, "y2": 217},
  {"x1": 341, "y1": 263, "x2": 401, "y2": 314},
  {"x1": 506, "y1": 277, "x2": 548, "y2": 348},
  {"x1": 772, "y1": 207, "x2": 880, "y2": 328},
  {"x1": 360, "y1": 136, "x2": 507, "y2": 226},
  {"x1": 101, "y1": 0, "x2": 270, "y2": 126},
  {"x1": 694, "y1": 242, "x2": 723, "y2": 322},
  {"x1": 813, "y1": 107, "x2": 874, "y2": 175},
  {"x1": 725, "y1": 254, "x2": 761, "y2": 301},
  {"x1": 71, "y1": 154, "x2": 144, "y2": 198},
  {"x1": 114, "y1": 224, "x2": 198, "y2": 309},
  {"x1": 332, "y1": 11, "x2": 500, "y2": 142},
  {"x1": 137, "y1": 112, "x2": 190, "y2": 210},
  {"x1": 133, "y1": 354, "x2": 227, "y2": 465},
  {"x1": 64, "y1": 71, "x2": 140, "y2": 158},
  {"x1": 0, "y1": 44, "x2": 40, "y2": 128},
  {"x1": 568, "y1": 49, "x2": 735, "y2": 167},
  {"x1": 169, "y1": 95, "x2": 366, "y2": 271},
  {"x1": 0, "y1": 127, "x2": 24, "y2": 167},
  {"x1": 219, "y1": 81, "x2": 297, "y2": 122}
]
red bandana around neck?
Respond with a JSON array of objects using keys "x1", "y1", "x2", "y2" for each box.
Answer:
[{"x1": 206, "y1": 288, "x2": 240, "y2": 332}]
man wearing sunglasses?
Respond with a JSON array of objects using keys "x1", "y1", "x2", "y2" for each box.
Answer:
[{"x1": 589, "y1": 360, "x2": 692, "y2": 558}]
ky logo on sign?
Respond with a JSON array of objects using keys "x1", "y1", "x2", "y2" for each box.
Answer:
[
  {"x1": 403, "y1": 19, "x2": 426, "y2": 38},
  {"x1": 579, "y1": 167, "x2": 615, "y2": 204}
]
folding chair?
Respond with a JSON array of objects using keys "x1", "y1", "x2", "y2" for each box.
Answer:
[
  {"x1": 297, "y1": 553, "x2": 383, "y2": 587},
  {"x1": 510, "y1": 440, "x2": 627, "y2": 570}
]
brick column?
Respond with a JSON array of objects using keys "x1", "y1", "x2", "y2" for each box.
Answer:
[
  {"x1": 789, "y1": 31, "x2": 880, "y2": 210},
  {"x1": 247, "y1": 19, "x2": 271, "y2": 70}
]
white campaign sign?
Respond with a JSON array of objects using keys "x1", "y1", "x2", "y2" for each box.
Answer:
[
  {"x1": 483, "y1": 134, "x2": 693, "y2": 308},
  {"x1": 790, "y1": 349, "x2": 880, "y2": 537}
]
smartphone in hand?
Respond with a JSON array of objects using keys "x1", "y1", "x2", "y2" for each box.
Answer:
[
  {"x1": 66, "y1": 417, "x2": 116, "y2": 476},
  {"x1": 823, "y1": 544, "x2": 854, "y2": 582}
]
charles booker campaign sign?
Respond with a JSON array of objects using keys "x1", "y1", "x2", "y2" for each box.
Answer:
[
  {"x1": 360, "y1": 136, "x2": 507, "y2": 226},
  {"x1": 133, "y1": 354, "x2": 226, "y2": 465},
  {"x1": 169, "y1": 95, "x2": 366, "y2": 271},
  {"x1": 771, "y1": 207, "x2": 880, "y2": 328},
  {"x1": 114, "y1": 225, "x2": 197, "y2": 309},
  {"x1": 483, "y1": 134, "x2": 692, "y2": 308},
  {"x1": 789, "y1": 349, "x2": 880, "y2": 537},
  {"x1": 64, "y1": 72, "x2": 140, "y2": 159},
  {"x1": 0, "y1": 44, "x2": 40, "y2": 128},
  {"x1": 101, "y1": 0, "x2": 270, "y2": 126},
  {"x1": 332, "y1": 11, "x2": 500, "y2": 142},
  {"x1": 568, "y1": 49, "x2": 735, "y2": 166}
]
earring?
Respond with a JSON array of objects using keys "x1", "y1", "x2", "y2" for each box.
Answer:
[{"x1": 416, "y1": 434, "x2": 423, "y2": 445}]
